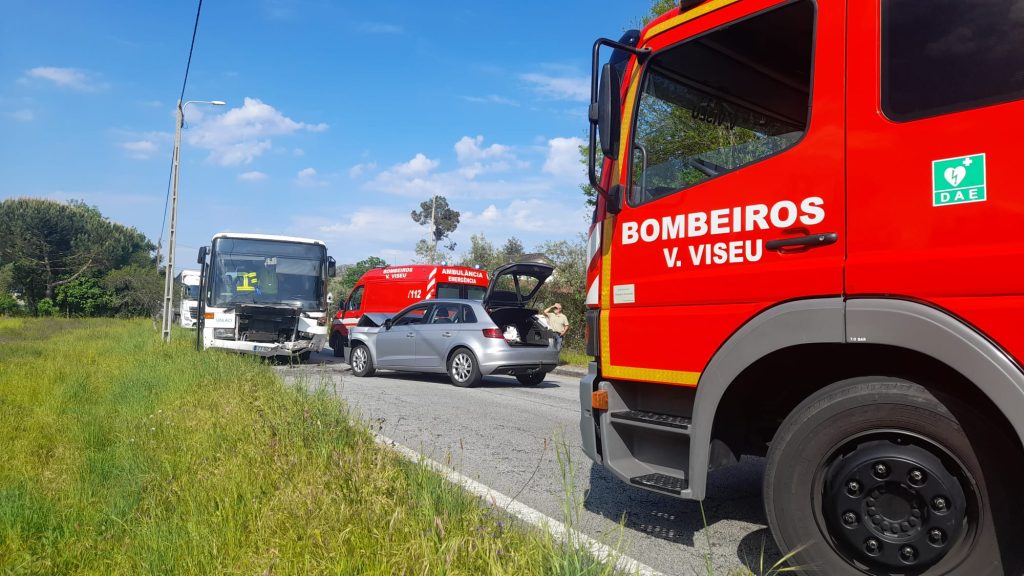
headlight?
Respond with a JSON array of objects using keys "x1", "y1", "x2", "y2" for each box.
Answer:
[
  {"x1": 297, "y1": 331, "x2": 314, "y2": 340},
  {"x1": 213, "y1": 328, "x2": 234, "y2": 340}
]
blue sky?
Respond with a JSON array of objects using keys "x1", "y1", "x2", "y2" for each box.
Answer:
[{"x1": 0, "y1": 1, "x2": 646, "y2": 268}]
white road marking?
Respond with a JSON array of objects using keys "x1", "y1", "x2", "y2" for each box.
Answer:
[{"x1": 373, "y1": 432, "x2": 665, "y2": 576}]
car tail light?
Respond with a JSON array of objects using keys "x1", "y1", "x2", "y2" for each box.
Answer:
[
  {"x1": 334, "y1": 311, "x2": 343, "y2": 319},
  {"x1": 482, "y1": 328, "x2": 503, "y2": 339}
]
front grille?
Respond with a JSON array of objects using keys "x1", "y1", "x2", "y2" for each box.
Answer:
[{"x1": 189, "y1": 307, "x2": 198, "y2": 320}]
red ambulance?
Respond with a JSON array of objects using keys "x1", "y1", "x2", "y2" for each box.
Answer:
[
  {"x1": 329, "y1": 264, "x2": 489, "y2": 357},
  {"x1": 580, "y1": 0, "x2": 1024, "y2": 573}
]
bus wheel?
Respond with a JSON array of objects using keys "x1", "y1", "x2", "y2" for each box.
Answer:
[{"x1": 763, "y1": 377, "x2": 1018, "y2": 575}]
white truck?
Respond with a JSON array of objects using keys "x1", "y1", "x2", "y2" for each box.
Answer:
[
  {"x1": 195, "y1": 232, "x2": 336, "y2": 361},
  {"x1": 174, "y1": 269, "x2": 202, "y2": 328}
]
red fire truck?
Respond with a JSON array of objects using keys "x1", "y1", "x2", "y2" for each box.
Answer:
[
  {"x1": 580, "y1": 1, "x2": 1024, "y2": 573},
  {"x1": 329, "y1": 264, "x2": 489, "y2": 357}
]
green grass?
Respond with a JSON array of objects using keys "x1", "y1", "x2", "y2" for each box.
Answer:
[
  {"x1": 559, "y1": 347, "x2": 590, "y2": 368},
  {"x1": 0, "y1": 318, "x2": 621, "y2": 575}
]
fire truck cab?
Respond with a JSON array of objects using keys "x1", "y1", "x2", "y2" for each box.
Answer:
[{"x1": 581, "y1": 0, "x2": 1024, "y2": 573}]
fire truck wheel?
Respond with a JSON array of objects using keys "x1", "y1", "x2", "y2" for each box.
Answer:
[
  {"x1": 763, "y1": 377, "x2": 1019, "y2": 576},
  {"x1": 298, "y1": 351, "x2": 311, "y2": 362},
  {"x1": 330, "y1": 333, "x2": 344, "y2": 358},
  {"x1": 447, "y1": 348, "x2": 481, "y2": 388},
  {"x1": 350, "y1": 343, "x2": 375, "y2": 377}
]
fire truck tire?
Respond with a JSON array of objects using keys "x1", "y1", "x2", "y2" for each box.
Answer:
[
  {"x1": 350, "y1": 343, "x2": 375, "y2": 377},
  {"x1": 447, "y1": 348, "x2": 481, "y2": 388},
  {"x1": 330, "y1": 333, "x2": 344, "y2": 358},
  {"x1": 298, "y1": 351, "x2": 311, "y2": 362},
  {"x1": 763, "y1": 377, "x2": 1020, "y2": 576}
]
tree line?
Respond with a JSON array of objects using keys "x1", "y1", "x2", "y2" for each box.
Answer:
[{"x1": 0, "y1": 198, "x2": 160, "y2": 317}]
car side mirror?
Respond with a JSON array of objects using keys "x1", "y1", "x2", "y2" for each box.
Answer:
[
  {"x1": 327, "y1": 256, "x2": 336, "y2": 278},
  {"x1": 197, "y1": 246, "x2": 208, "y2": 265},
  {"x1": 384, "y1": 318, "x2": 394, "y2": 330}
]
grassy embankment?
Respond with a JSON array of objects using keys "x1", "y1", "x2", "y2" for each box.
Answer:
[{"x1": 0, "y1": 318, "x2": 618, "y2": 575}]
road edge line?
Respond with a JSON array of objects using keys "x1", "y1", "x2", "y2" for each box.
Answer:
[{"x1": 373, "y1": 432, "x2": 665, "y2": 576}]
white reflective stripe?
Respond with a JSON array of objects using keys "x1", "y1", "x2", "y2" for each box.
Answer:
[
  {"x1": 586, "y1": 224, "x2": 601, "y2": 265},
  {"x1": 342, "y1": 318, "x2": 359, "y2": 325},
  {"x1": 429, "y1": 267, "x2": 437, "y2": 279},
  {"x1": 426, "y1": 278, "x2": 436, "y2": 290},
  {"x1": 426, "y1": 290, "x2": 435, "y2": 299},
  {"x1": 585, "y1": 276, "x2": 600, "y2": 306}
]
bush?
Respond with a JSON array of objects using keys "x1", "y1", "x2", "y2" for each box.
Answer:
[
  {"x1": 0, "y1": 293, "x2": 23, "y2": 316},
  {"x1": 35, "y1": 298, "x2": 58, "y2": 317}
]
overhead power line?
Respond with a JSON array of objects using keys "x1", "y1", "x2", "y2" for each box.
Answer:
[{"x1": 158, "y1": 0, "x2": 204, "y2": 264}]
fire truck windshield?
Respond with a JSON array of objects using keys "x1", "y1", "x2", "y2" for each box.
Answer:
[{"x1": 629, "y1": 0, "x2": 813, "y2": 204}]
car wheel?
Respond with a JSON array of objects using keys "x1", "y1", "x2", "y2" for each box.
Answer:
[
  {"x1": 515, "y1": 372, "x2": 545, "y2": 386},
  {"x1": 447, "y1": 348, "x2": 481, "y2": 388},
  {"x1": 764, "y1": 377, "x2": 1021, "y2": 575},
  {"x1": 350, "y1": 344, "x2": 375, "y2": 377}
]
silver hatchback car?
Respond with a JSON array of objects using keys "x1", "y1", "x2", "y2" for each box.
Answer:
[{"x1": 346, "y1": 258, "x2": 559, "y2": 387}]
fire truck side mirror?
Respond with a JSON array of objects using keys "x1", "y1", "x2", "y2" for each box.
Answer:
[
  {"x1": 597, "y1": 62, "x2": 621, "y2": 160},
  {"x1": 197, "y1": 246, "x2": 207, "y2": 264},
  {"x1": 327, "y1": 256, "x2": 337, "y2": 278}
]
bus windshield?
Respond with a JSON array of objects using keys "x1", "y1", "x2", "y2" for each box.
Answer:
[{"x1": 209, "y1": 238, "x2": 325, "y2": 310}]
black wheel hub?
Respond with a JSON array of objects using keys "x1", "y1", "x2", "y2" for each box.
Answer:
[{"x1": 824, "y1": 437, "x2": 967, "y2": 572}]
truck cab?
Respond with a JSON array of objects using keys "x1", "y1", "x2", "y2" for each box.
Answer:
[{"x1": 581, "y1": 1, "x2": 1024, "y2": 573}]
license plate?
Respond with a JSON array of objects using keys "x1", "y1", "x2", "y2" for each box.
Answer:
[{"x1": 253, "y1": 345, "x2": 273, "y2": 352}]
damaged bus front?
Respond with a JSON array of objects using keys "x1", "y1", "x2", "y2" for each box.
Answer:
[{"x1": 196, "y1": 232, "x2": 336, "y2": 361}]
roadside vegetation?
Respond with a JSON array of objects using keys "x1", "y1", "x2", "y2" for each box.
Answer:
[{"x1": 0, "y1": 318, "x2": 619, "y2": 575}]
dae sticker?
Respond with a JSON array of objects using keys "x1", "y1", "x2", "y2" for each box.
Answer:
[{"x1": 932, "y1": 153, "x2": 986, "y2": 207}]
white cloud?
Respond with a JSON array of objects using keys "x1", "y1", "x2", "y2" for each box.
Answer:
[
  {"x1": 457, "y1": 199, "x2": 590, "y2": 239},
  {"x1": 463, "y1": 94, "x2": 519, "y2": 107},
  {"x1": 25, "y1": 67, "x2": 107, "y2": 92},
  {"x1": 238, "y1": 171, "x2": 268, "y2": 182},
  {"x1": 305, "y1": 208, "x2": 426, "y2": 245},
  {"x1": 453, "y1": 136, "x2": 524, "y2": 179},
  {"x1": 454, "y1": 135, "x2": 510, "y2": 163},
  {"x1": 295, "y1": 167, "x2": 326, "y2": 187},
  {"x1": 543, "y1": 137, "x2": 585, "y2": 182},
  {"x1": 186, "y1": 97, "x2": 328, "y2": 166},
  {"x1": 348, "y1": 162, "x2": 378, "y2": 179},
  {"x1": 11, "y1": 109, "x2": 34, "y2": 122},
  {"x1": 121, "y1": 140, "x2": 158, "y2": 159},
  {"x1": 521, "y1": 70, "x2": 588, "y2": 101},
  {"x1": 293, "y1": 148, "x2": 305, "y2": 157},
  {"x1": 392, "y1": 153, "x2": 440, "y2": 176},
  {"x1": 367, "y1": 140, "x2": 547, "y2": 199}
]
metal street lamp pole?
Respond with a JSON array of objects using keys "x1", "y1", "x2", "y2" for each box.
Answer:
[
  {"x1": 161, "y1": 99, "x2": 225, "y2": 343},
  {"x1": 431, "y1": 195, "x2": 437, "y2": 264}
]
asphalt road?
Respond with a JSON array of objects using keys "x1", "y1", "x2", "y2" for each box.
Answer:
[{"x1": 276, "y1": 348, "x2": 780, "y2": 576}]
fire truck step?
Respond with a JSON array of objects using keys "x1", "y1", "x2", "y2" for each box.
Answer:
[
  {"x1": 630, "y1": 472, "x2": 688, "y2": 495},
  {"x1": 610, "y1": 410, "x2": 692, "y2": 431}
]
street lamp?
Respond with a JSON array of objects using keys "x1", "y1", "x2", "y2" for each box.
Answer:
[{"x1": 162, "y1": 99, "x2": 226, "y2": 343}]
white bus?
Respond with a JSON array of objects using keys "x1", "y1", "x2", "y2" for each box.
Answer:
[
  {"x1": 196, "y1": 232, "x2": 336, "y2": 361},
  {"x1": 174, "y1": 269, "x2": 202, "y2": 328}
]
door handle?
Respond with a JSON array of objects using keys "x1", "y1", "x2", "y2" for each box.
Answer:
[
  {"x1": 442, "y1": 332, "x2": 453, "y2": 337},
  {"x1": 405, "y1": 332, "x2": 415, "y2": 338},
  {"x1": 766, "y1": 232, "x2": 838, "y2": 252}
]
